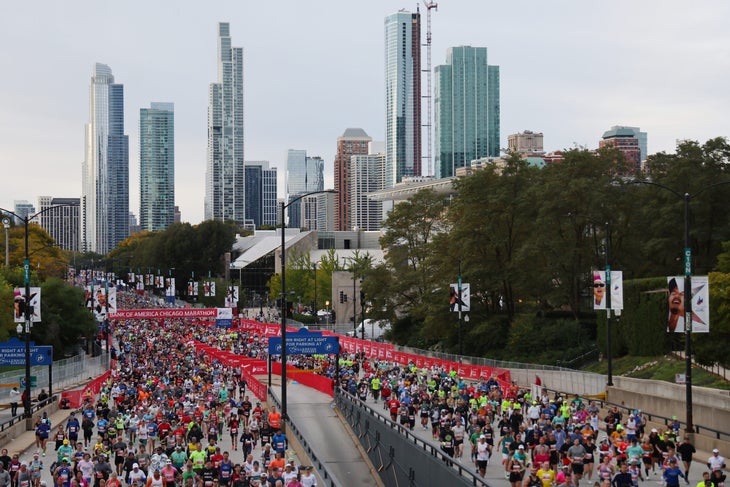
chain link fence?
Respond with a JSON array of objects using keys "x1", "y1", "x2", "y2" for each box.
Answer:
[{"x1": 0, "y1": 353, "x2": 109, "y2": 397}]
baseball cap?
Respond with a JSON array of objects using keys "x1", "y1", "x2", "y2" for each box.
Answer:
[
  {"x1": 518, "y1": 445, "x2": 525, "y2": 449},
  {"x1": 651, "y1": 428, "x2": 658, "y2": 433},
  {"x1": 133, "y1": 463, "x2": 139, "y2": 468},
  {"x1": 713, "y1": 449, "x2": 719, "y2": 453}
]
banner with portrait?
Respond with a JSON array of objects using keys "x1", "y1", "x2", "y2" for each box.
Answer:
[
  {"x1": 224, "y1": 286, "x2": 239, "y2": 308},
  {"x1": 592, "y1": 270, "x2": 624, "y2": 310},
  {"x1": 203, "y1": 281, "x2": 216, "y2": 297},
  {"x1": 187, "y1": 281, "x2": 198, "y2": 297},
  {"x1": 13, "y1": 287, "x2": 41, "y2": 323},
  {"x1": 667, "y1": 276, "x2": 709, "y2": 333},
  {"x1": 85, "y1": 286, "x2": 117, "y2": 322},
  {"x1": 449, "y1": 283, "x2": 470, "y2": 312}
]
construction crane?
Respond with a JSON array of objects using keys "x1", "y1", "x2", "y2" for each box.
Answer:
[{"x1": 422, "y1": 0, "x2": 438, "y2": 177}]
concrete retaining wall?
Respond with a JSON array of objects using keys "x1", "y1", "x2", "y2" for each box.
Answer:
[
  {"x1": 610, "y1": 377, "x2": 730, "y2": 435},
  {"x1": 508, "y1": 368, "x2": 607, "y2": 396}
]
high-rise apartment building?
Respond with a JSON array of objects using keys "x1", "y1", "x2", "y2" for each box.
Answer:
[
  {"x1": 244, "y1": 161, "x2": 278, "y2": 228},
  {"x1": 286, "y1": 150, "x2": 323, "y2": 228},
  {"x1": 351, "y1": 152, "x2": 385, "y2": 231},
  {"x1": 140, "y1": 102, "x2": 175, "y2": 232},
  {"x1": 205, "y1": 22, "x2": 245, "y2": 225},
  {"x1": 508, "y1": 131, "x2": 544, "y2": 155},
  {"x1": 37, "y1": 197, "x2": 80, "y2": 252},
  {"x1": 82, "y1": 63, "x2": 129, "y2": 253},
  {"x1": 334, "y1": 128, "x2": 371, "y2": 231},
  {"x1": 434, "y1": 46, "x2": 500, "y2": 179},
  {"x1": 384, "y1": 10, "x2": 421, "y2": 187},
  {"x1": 599, "y1": 126, "x2": 644, "y2": 173}
]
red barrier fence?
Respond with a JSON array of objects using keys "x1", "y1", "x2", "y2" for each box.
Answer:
[
  {"x1": 269, "y1": 362, "x2": 335, "y2": 397},
  {"x1": 60, "y1": 370, "x2": 112, "y2": 409}
]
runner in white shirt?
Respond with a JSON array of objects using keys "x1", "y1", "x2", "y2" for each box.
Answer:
[
  {"x1": 476, "y1": 436, "x2": 490, "y2": 478},
  {"x1": 707, "y1": 449, "x2": 726, "y2": 471}
]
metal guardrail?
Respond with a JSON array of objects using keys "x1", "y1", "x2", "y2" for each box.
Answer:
[
  {"x1": 543, "y1": 387, "x2": 730, "y2": 441},
  {"x1": 267, "y1": 388, "x2": 345, "y2": 487},
  {"x1": 0, "y1": 397, "x2": 55, "y2": 432},
  {"x1": 336, "y1": 389, "x2": 492, "y2": 487}
]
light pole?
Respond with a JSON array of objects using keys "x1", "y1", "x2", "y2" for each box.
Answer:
[
  {"x1": 312, "y1": 262, "x2": 318, "y2": 326},
  {"x1": 2, "y1": 217, "x2": 9, "y2": 266},
  {"x1": 631, "y1": 179, "x2": 730, "y2": 433},
  {"x1": 603, "y1": 221, "x2": 614, "y2": 387},
  {"x1": 1, "y1": 205, "x2": 70, "y2": 421},
  {"x1": 280, "y1": 189, "x2": 336, "y2": 422}
]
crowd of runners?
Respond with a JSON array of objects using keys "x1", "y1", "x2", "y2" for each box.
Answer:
[
  {"x1": 15, "y1": 287, "x2": 727, "y2": 487},
  {"x1": 339, "y1": 359, "x2": 727, "y2": 487},
  {"x1": 33, "y1": 291, "x2": 318, "y2": 487}
]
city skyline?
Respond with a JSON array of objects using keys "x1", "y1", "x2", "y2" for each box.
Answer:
[{"x1": 1, "y1": 1, "x2": 728, "y2": 225}]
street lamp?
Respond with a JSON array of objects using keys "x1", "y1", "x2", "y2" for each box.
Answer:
[
  {"x1": 2, "y1": 217, "x2": 9, "y2": 266},
  {"x1": 1, "y1": 205, "x2": 71, "y2": 421},
  {"x1": 312, "y1": 262, "x2": 318, "y2": 326},
  {"x1": 280, "y1": 190, "x2": 336, "y2": 422},
  {"x1": 631, "y1": 179, "x2": 730, "y2": 433}
]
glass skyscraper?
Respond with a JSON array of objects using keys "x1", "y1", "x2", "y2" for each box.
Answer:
[
  {"x1": 205, "y1": 22, "x2": 245, "y2": 224},
  {"x1": 384, "y1": 10, "x2": 421, "y2": 187},
  {"x1": 244, "y1": 161, "x2": 277, "y2": 228},
  {"x1": 286, "y1": 150, "x2": 324, "y2": 228},
  {"x1": 140, "y1": 103, "x2": 175, "y2": 232},
  {"x1": 82, "y1": 63, "x2": 129, "y2": 253},
  {"x1": 434, "y1": 46, "x2": 500, "y2": 179}
]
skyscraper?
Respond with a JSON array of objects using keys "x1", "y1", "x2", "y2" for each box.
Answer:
[
  {"x1": 140, "y1": 102, "x2": 175, "y2": 232},
  {"x1": 37, "y1": 197, "x2": 80, "y2": 252},
  {"x1": 434, "y1": 46, "x2": 500, "y2": 179},
  {"x1": 82, "y1": 63, "x2": 129, "y2": 253},
  {"x1": 334, "y1": 128, "x2": 371, "y2": 231},
  {"x1": 384, "y1": 10, "x2": 421, "y2": 187},
  {"x1": 244, "y1": 161, "x2": 278, "y2": 228},
  {"x1": 205, "y1": 22, "x2": 245, "y2": 224},
  {"x1": 286, "y1": 150, "x2": 323, "y2": 228},
  {"x1": 350, "y1": 152, "x2": 385, "y2": 231}
]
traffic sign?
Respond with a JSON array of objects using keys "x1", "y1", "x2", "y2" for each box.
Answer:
[
  {"x1": 268, "y1": 329, "x2": 340, "y2": 355},
  {"x1": 19, "y1": 376, "x2": 37, "y2": 388},
  {"x1": 0, "y1": 338, "x2": 53, "y2": 366}
]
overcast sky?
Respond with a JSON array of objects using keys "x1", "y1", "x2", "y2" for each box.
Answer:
[{"x1": 1, "y1": 1, "x2": 728, "y2": 225}]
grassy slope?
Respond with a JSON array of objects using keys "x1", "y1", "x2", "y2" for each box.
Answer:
[{"x1": 583, "y1": 354, "x2": 730, "y2": 390}]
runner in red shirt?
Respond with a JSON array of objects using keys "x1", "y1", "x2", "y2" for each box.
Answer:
[{"x1": 388, "y1": 398, "x2": 400, "y2": 422}]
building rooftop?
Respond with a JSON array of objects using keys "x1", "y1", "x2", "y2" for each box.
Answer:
[{"x1": 339, "y1": 128, "x2": 371, "y2": 141}]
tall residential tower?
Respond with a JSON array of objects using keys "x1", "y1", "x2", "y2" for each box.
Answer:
[
  {"x1": 140, "y1": 103, "x2": 175, "y2": 232},
  {"x1": 286, "y1": 150, "x2": 324, "y2": 229},
  {"x1": 384, "y1": 10, "x2": 421, "y2": 187},
  {"x1": 82, "y1": 63, "x2": 129, "y2": 253},
  {"x1": 205, "y1": 22, "x2": 245, "y2": 224},
  {"x1": 434, "y1": 46, "x2": 500, "y2": 179},
  {"x1": 334, "y1": 128, "x2": 371, "y2": 231}
]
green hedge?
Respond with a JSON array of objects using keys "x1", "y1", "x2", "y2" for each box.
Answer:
[{"x1": 596, "y1": 277, "x2": 669, "y2": 357}]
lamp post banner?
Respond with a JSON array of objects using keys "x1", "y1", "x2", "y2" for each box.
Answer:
[
  {"x1": 13, "y1": 287, "x2": 41, "y2": 323},
  {"x1": 592, "y1": 270, "x2": 623, "y2": 310},
  {"x1": 666, "y1": 276, "x2": 709, "y2": 333}
]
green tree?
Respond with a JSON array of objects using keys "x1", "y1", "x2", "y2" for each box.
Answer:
[{"x1": 37, "y1": 278, "x2": 96, "y2": 357}]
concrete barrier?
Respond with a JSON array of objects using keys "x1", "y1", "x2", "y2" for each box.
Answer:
[{"x1": 508, "y1": 368, "x2": 607, "y2": 396}]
